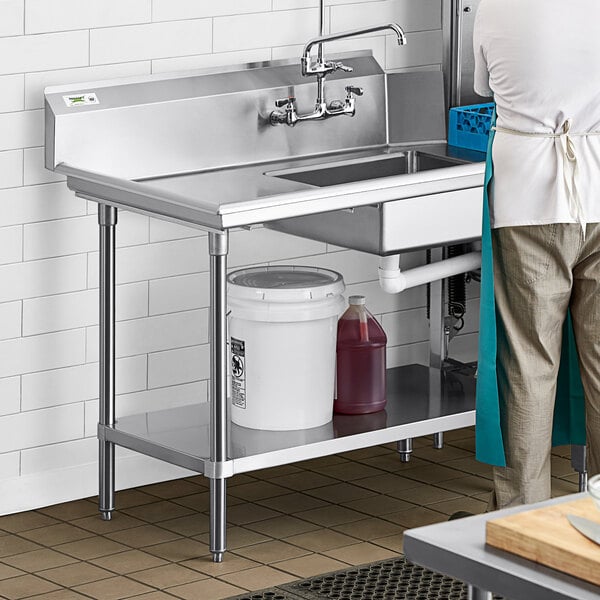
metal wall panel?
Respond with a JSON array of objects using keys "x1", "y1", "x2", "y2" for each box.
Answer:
[{"x1": 443, "y1": 0, "x2": 488, "y2": 108}]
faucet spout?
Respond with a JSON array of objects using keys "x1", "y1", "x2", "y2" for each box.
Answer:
[{"x1": 302, "y1": 23, "x2": 406, "y2": 75}]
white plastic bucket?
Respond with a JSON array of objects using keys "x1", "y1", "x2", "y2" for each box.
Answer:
[{"x1": 228, "y1": 265, "x2": 345, "y2": 431}]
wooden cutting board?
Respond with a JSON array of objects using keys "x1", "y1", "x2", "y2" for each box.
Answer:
[{"x1": 486, "y1": 497, "x2": 600, "y2": 586}]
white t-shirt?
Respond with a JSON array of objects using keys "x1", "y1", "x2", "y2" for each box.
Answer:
[{"x1": 473, "y1": 0, "x2": 600, "y2": 228}]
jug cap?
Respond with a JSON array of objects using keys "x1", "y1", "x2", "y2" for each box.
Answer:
[{"x1": 349, "y1": 295, "x2": 366, "y2": 306}]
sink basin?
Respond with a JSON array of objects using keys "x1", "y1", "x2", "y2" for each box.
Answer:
[
  {"x1": 270, "y1": 151, "x2": 467, "y2": 187},
  {"x1": 267, "y1": 149, "x2": 481, "y2": 255}
]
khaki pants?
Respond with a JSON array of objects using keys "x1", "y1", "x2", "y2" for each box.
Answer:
[{"x1": 491, "y1": 223, "x2": 600, "y2": 509}]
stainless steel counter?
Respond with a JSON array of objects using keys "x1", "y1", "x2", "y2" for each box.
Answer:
[
  {"x1": 59, "y1": 142, "x2": 483, "y2": 231},
  {"x1": 404, "y1": 494, "x2": 599, "y2": 600}
]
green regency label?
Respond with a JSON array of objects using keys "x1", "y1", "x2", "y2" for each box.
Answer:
[{"x1": 63, "y1": 93, "x2": 99, "y2": 107}]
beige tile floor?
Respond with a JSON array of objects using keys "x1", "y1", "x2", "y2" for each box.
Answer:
[{"x1": 0, "y1": 428, "x2": 579, "y2": 600}]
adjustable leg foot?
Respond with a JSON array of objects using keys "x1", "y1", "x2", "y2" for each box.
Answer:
[
  {"x1": 100, "y1": 510, "x2": 113, "y2": 521},
  {"x1": 433, "y1": 432, "x2": 444, "y2": 449},
  {"x1": 210, "y1": 478, "x2": 227, "y2": 562},
  {"x1": 397, "y1": 438, "x2": 413, "y2": 463}
]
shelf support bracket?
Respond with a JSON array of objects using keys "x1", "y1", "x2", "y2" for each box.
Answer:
[{"x1": 204, "y1": 459, "x2": 235, "y2": 480}]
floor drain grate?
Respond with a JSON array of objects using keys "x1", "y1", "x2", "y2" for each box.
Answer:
[
  {"x1": 282, "y1": 557, "x2": 504, "y2": 600},
  {"x1": 227, "y1": 557, "x2": 504, "y2": 600}
]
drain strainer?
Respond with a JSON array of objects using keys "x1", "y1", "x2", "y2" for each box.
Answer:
[{"x1": 227, "y1": 557, "x2": 503, "y2": 600}]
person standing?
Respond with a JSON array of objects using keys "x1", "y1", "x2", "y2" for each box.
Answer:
[{"x1": 472, "y1": 0, "x2": 600, "y2": 508}]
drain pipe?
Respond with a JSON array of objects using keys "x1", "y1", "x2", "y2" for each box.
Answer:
[{"x1": 378, "y1": 251, "x2": 481, "y2": 294}]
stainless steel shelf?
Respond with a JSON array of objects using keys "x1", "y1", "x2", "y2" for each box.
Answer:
[{"x1": 102, "y1": 364, "x2": 475, "y2": 477}]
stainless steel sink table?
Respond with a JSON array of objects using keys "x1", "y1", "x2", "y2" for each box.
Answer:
[{"x1": 45, "y1": 54, "x2": 486, "y2": 561}]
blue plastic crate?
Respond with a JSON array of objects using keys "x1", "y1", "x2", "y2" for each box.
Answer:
[{"x1": 448, "y1": 102, "x2": 495, "y2": 152}]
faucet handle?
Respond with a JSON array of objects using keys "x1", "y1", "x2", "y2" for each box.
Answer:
[
  {"x1": 275, "y1": 96, "x2": 296, "y2": 108},
  {"x1": 345, "y1": 86, "x2": 364, "y2": 98},
  {"x1": 326, "y1": 61, "x2": 353, "y2": 73}
]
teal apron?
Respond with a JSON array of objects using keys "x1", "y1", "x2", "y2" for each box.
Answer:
[{"x1": 475, "y1": 111, "x2": 587, "y2": 467}]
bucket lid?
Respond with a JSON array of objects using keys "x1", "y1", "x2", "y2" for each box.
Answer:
[{"x1": 228, "y1": 265, "x2": 344, "y2": 302}]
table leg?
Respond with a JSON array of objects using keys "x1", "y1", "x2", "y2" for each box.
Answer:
[
  {"x1": 571, "y1": 444, "x2": 587, "y2": 492},
  {"x1": 98, "y1": 204, "x2": 117, "y2": 521},
  {"x1": 433, "y1": 432, "x2": 444, "y2": 449},
  {"x1": 467, "y1": 584, "x2": 492, "y2": 600},
  {"x1": 209, "y1": 231, "x2": 229, "y2": 562}
]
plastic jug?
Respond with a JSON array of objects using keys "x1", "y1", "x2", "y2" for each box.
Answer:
[{"x1": 335, "y1": 295, "x2": 387, "y2": 414}]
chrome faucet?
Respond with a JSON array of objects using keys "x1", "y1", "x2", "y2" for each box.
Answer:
[
  {"x1": 271, "y1": 12, "x2": 406, "y2": 127},
  {"x1": 301, "y1": 23, "x2": 406, "y2": 77}
]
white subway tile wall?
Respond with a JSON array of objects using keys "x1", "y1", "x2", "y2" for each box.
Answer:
[
  {"x1": 0, "y1": 403, "x2": 84, "y2": 453},
  {"x1": 0, "y1": 328, "x2": 86, "y2": 379},
  {"x1": 152, "y1": 0, "x2": 272, "y2": 22},
  {"x1": 0, "y1": 1, "x2": 24, "y2": 38},
  {"x1": 0, "y1": 182, "x2": 87, "y2": 226},
  {"x1": 0, "y1": 302, "x2": 21, "y2": 341},
  {"x1": 0, "y1": 225, "x2": 22, "y2": 265},
  {"x1": 147, "y1": 344, "x2": 211, "y2": 390},
  {"x1": 23, "y1": 147, "x2": 65, "y2": 186},
  {"x1": 0, "y1": 149, "x2": 24, "y2": 189},
  {"x1": 0, "y1": 376, "x2": 20, "y2": 416},
  {"x1": 25, "y1": 0, "x2": 151, "y2": 34},
  {"x1": 21, "y1": 355, "x2": 148, "y2": 410},
  {"x1": 0, "y1": 109, "x2": 44, "y2": 151},
  {"x1": 0, "y1": 254, "x2": 87, "y2": 303},
  {"x1": 0, "y1": 451, "x2": 19, "y2": 480},
  {"x1": 22, "y1": 282, "x2": 149, "y2": 336},
  {"x1": 90, "y1": 20, "x2": 213, "y2": 64},
  {"x1": 148, "y1": 272, "x2": 210, "y2": 315},
  {"x1": 0, "y1": 74, "x2": 24, "y2": 112},
  {"x1": 0, "y1": 0, "x2": 479, "y2": 513},
  {"x1": 213, "y1": 9, "x2": 320, "y2": 52},
  {"x1": 0, "y1": 30, "x2": 89, "y2": 75}
]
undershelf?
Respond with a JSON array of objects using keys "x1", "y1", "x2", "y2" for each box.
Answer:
[{"x1": 101, "y1": 363, "x2": 476, "y2": 476}]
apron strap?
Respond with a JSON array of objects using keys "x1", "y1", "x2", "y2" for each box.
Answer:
[{"x1": 559, "y1": 120, "x2": 586, "y2": 237}]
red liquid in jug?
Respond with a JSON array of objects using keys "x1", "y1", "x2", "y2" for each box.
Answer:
[{"x1": 334, "y1": 296, "x2": 387, "y2": 414}]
